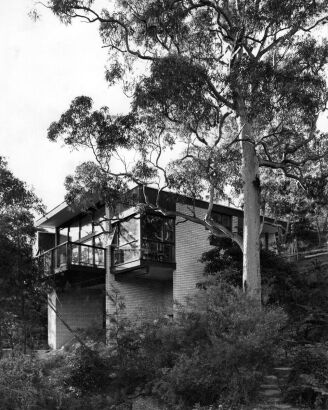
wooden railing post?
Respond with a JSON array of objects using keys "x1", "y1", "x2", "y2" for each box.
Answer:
[{"x1": 67, "y1": 242, "x2": 71, "y2": 267}]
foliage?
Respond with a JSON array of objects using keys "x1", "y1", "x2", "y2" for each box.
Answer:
[
  {"x1": 0, "y1": 157, "x2": 46, "y2": 351},
  {"x1": 262, "y1": 170, "x2": 328, "y2": 250},
  {"x1": 284, "y1": 344, "x2": 328, "y2": 409},
  {"x1": 65, "y1": 346, "x2": 112, "y2": 394},
  {"x1": 42, "y1": 0, "x2": 328, "y2": 298},
  {"x1": 0, "y1": 351, "x2": 121, "y2": 410},
  {"x1": 0, "y1": 278, "x2": 287, "y2": 409},
  {"x1": 0, "y1": 353, "x2": 65, "y2": 410},
  {"x1": 89, "y1": 282, "x2": 286, "y2": 408},
  {"x1": 150, "y1": 280, "x2": 287, "y2": 409},
  {"x1": 201, "y1": 237, "x2": 328, "y2": 342}
]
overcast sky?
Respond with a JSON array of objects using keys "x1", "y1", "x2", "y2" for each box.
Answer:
[{"x1": 0, "y1": 0, "x2": 130, "y2": 211}]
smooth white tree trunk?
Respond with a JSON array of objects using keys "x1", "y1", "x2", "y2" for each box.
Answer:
[{"x1": 239, "y1": 115, "x2": 261, "y2": 302}]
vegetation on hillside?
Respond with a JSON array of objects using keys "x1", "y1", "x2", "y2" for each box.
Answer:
[{"x1": 0, "y1": 157, "x2": 46, "y2": 352}]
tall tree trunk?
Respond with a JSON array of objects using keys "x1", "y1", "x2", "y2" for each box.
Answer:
[{"x1": 239, "y1": 114, "x2": 261, "y2": 302}]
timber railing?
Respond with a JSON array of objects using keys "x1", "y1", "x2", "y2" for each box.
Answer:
[
  {"x1": 111, "y1": 240, "x2": 175, "y2": 267},
  {"x1": 281, "y1": 245, "x2": 328, "y2": 262}
]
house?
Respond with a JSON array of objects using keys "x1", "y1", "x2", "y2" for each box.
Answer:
[{"x1": 36, "y1": 186, "x2": 279, "y2": 349}]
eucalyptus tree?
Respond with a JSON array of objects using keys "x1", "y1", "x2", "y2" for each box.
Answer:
[
  {"x1": 262, "y1": 161, "x2": 328, "y2": 249},
  {"x1": 0, "y1": 157, "x2": 44, "y2": 350},
  {"x1": 45, "y1": 0, "x2": 328, "y2": 301}
]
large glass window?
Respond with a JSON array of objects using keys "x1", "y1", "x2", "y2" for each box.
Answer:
[
  {"x1": 142, "y1": 215, "x2": 174, "y2": 242},
  {"x1": 211, "y1": 212, "x2": 232, "y2": 230},
  {"x1": 55, "y1": 207, "x2": 107, "y2": 270},
  {"x1": 58, "y1": 227, "x2": 68, "y2": 244},
  {"x1": 94, "y1": 234, "x2": 106, "y2": 267},
  {"x1": 141, "y1": 214, "x2": 175, "y2": 263},
  {"x1": 59, "y1": 207, "x2": 107, "y2": 245},
  {"x1": 119, "y1": 217, "x2": 139, "y2": 245},
  {"x1": 94, "y1": 233, "x2": 107, "y2": 248},
  {"x1": 93, "y1": 207, "x2": 106, "y2": 235},
  {"x1": 112, "y1": 216, "x2": 140, "y2": 265},
  {"x1": 69, "y1": 220, "x2": 80, "y2": 242},
  {"x1": 80, "y1": 239, "x2": 94, "y2": 266},
  {"x1": 80, "y1": 214, "x2": 93, "y2": 239}
]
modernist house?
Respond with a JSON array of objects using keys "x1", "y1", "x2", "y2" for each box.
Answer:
[{"x1": 36, "y1": 187, "x2": 278, "y2": 349}]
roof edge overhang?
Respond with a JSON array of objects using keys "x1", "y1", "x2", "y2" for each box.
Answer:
[
  {"x1": 35, "y1": 202, "x2": 82, "y2": 229},
  {"x1": 36, "y1": 185, "x2": 286, "y2": 229}
]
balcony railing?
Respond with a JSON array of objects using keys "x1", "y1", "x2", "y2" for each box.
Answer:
[
  {"x1": 111, "y1": 240, "x2": 175, "y2": 267},
  {"x1": 38, "y1": 241, "x2": 106, "y2": 276}
]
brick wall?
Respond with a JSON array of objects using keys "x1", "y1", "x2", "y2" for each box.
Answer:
[
  {"x1": 48, "y1": 288, "x2": 104, "y2": 349},
  {"x1": 174, "y1": 203, "x2": 211, "y2": 306},
  {"x1": 106, "y1": 253, "x2": 173, "y2": 324},
  {"x1": 105, "y1": 203, "x2": 211, "y2": 331},
  {"x1": 105, "y1": 205, "x2": 173, "y2": 326},
  {"x1": 107, "y1": 275, "x2": 173, "y2": 320}
]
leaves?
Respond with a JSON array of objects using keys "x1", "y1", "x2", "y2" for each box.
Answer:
[
  {"x1": 0, "y1": 158, "x2": 45, "y2": 350},
  {"x1": 64, "y1": 161, "x2": 128, "y2": 211}
]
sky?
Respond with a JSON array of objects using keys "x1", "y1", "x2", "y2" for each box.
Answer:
[
  {"x1": 1, "y1": 2, "x2": 328, "y2": 214},
  {"x1": 0, "y1": 0, "x2": 130, "y2": 211}
]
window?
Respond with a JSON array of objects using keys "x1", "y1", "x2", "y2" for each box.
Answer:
[
  {"x1": 58, "y1": 227, "x2": 68, "y2": 244},
  {"x1": 55, "y1": 207, "x2": 107, "y2": 270},
  {"x1": 61, "y1": 206, "x2": 106, "y2": 244},
  {"x1": 238, "y1": 217, "x2": 243, "y2": 236},
  {"x1": 80, "y1": 239, "x2": 94, "y2": 266},
  {"x1": 119, "y1": 217, "x2": 139, "y2": 245},
  {"x1": 69, "y1": 220, "x2": 79, "y2": 242},
  {"x1": 112, "y1": 216, "x2": 140, "y2": 265},
  {"x1": 211, "y1": 212, "x2": 232, "y2": 230},
  {"x1": 80, "y1": 214, "x2": 93, "y2": 239},
  {"x1": 93, "y1": 207, "x2": 106, "y2": 235},
  {"x1": 94, "y1": 233, "x2": 107, "y2": 248},
  {"x1": 141, "y1": 214, "x2": 175, "y2": 263},
  {"x1": 142, "y1": 215, "x2": 174, "y2": 242}
]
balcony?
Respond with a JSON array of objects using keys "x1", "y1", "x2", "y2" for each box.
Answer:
[
  {"x1": 38, "y1": 241, "x2": 106, "y2": 286},
  {"x1": 111, "y1": 239, "x2": 175, "y2": 276}
]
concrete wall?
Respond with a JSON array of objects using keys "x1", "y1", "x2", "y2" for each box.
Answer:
[{"x1": 48, "y1": 288, "x2": 104, "y2": 349}]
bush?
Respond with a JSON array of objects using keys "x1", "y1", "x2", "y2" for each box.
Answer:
[
  {"x1": 0, "y1": 281, "x2": 286, "y2": 410},
  {"x1": 284, "y1": 344, "x2": 328, "y2": 409},
  {"x1": 65, "y1": 346, "x2": 112, "y2": 394},
  {"x1": 61, "y1": 281, "x2": 286, "y2": 409},
  {"x1": 0, "y1": 352, "x2": 67, "y2": 410},
  {"x1": 0, "y1": 351, "x2": 120, "y2": 410},
  {"x1": 201, "y1": 237, "x2": 328, "y2": 344},
  {"x1": 150, "y1": 279, "x2": 287, "y2": 409}
]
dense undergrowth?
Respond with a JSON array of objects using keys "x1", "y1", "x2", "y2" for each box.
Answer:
[
  {"x1": 1, "y1": 244, "x2": 328, "y2": 409},
  {"x1": 0, "y1": 278, "x2": 287, "y2": 410},
  {"x1": 202, "y1": 238, "x2": 328, "y2": 408}
]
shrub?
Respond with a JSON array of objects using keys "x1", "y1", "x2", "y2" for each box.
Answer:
[
  {"x1": 201, "y1": 237, "x2": 328, "y2": 344},
  {"x1": 0, "y1": 352, "x2": 68, "y2": 409},
  {"x1": 151, "y1": 279, "x2": 288, "y2": 409},
  {"x1": 1, "y1": 282, "x2": 284, "y2": 410},
  {"x1": 284, "y1": 344, "x2": 328, "y2": 409},
  {"x1": 65, "y1": 346, "x2": 112, "y2": 394},
  {"x1": 0, "y1": 350, "x2": 119, "y2": 410},
  {"x1": 59, "y1": 281, "x2": 286, "y2": 409}
]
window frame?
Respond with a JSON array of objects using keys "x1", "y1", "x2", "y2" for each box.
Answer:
[{"x1": 56, "y1": 205, "x2": 106, "y2": 247}]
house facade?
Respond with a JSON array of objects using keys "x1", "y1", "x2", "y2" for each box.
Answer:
[{"x1": 36, "y1": 187, "x2": 278, "y2": 349}]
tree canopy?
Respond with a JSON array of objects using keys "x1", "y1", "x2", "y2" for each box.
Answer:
[
  {"x1": 0, "y1": 157, "x2": 45, "y2": 350},
  {"x1": 44, "y1": 0, "x2": 328, "y2": 300}
]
